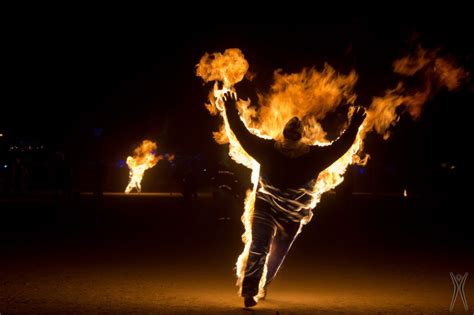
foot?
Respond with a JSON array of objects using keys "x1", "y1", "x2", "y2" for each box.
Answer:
[{"x1": 244, "y1": 296, "x2": 257, "y2": 308}]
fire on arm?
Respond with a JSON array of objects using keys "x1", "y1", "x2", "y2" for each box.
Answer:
[
  {"x1": 305, "y1": 108, "x2": 366, "y2": 172},
  {"x1": 224, "y1": 94, "x2": 273, "y2": 163}
]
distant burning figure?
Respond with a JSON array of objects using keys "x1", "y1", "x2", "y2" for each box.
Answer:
[{"x1": 125, "y1": 140, "x2": 160, "y2": 193}]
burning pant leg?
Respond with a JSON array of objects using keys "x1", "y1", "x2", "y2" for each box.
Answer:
[
  {"x1": 241, "y1": 202, "x2": 276, "y2": 298},
  {"x1": 265, "y1": 220, "x2": 301, "y2": 286}
]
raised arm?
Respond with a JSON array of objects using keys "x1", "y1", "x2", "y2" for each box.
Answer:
[
  {"x1": 306, "y1": 107, "x2": 366, "y2": 170},
  {"x1": 222, "y1": 91, "x2": 272, "y2": 161}
]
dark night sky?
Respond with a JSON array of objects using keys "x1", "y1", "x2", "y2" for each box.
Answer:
[{"x1": 2, "y1": 19, "x2": 473, "y2": 193}]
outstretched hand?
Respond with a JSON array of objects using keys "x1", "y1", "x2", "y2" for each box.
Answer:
[
  {"x1": 222, "y1": 91, "x2": 237, "y2": 108},
  {"x1": 351, "y1": 106, "x2": 366, "y2": 125}
]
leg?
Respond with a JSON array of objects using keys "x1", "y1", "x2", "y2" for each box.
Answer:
[
  {"x1": 265, "y1": 220, "x2": 301, "y2": 286},
  {"x1": 241, "y1": 200, "x2": 276, "y2": 298}
]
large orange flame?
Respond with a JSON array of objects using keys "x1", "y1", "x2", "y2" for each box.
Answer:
[
  {"x1": 196, "y1": 47, "x2": 466, "y2": 299},
  {"x1": 125, "y1": 140, "x2": 161, "y2": 193}
]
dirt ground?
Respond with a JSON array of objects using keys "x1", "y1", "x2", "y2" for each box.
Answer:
[{"x1": 1, "y1": 193, "x2": 473, "y2": 314}]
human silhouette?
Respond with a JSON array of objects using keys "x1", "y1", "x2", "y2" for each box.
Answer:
[
  {"x1": 11, "y1": 157, "x2": 29, "y2": 193},
  {"x1": 182, "y1": 168, "x2": 197, "y2": 202},
  {"x1": 222, "y1": 90, "x2": 366, "y2": 308}
]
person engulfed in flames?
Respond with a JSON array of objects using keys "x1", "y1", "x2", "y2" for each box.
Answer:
[
  {"x1": 222, "y1": 90, "x2": 366, "y2": 307},
  {"x1": 197, "y1": 47, "x2": 466, "y2": 309},
  {"x1": 125, "y1": 140, "x2": 161, "y2": 193}
]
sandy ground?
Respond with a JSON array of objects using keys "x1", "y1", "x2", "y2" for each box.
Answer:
[
  {"x1": 2, "y1": 248, "x2": 473, "y2": 314},
  {"x1": 1, "y1": 193, "x2": 473, "y2": 314}
]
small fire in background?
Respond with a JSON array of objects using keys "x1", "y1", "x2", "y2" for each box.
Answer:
[
  {"x1": 124, "y1": 140, "x2": 174, "y2": 193},
  {"x1": 196, "y1": 47, "x2": 467, "y2": 298}
]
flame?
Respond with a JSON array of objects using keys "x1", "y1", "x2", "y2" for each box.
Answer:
[
  {"x1": 366, "y1": 46, "x2": 467, "y2": 139},
  {"x1": 254, "y1": 66, "x2": 358, "y2": 144},
  {"x1": 125, "y1": 140, "x2": 161, "y2": 193},
  {"x1": 196, "y1": 47, "x2": 467, "y2": 299}
]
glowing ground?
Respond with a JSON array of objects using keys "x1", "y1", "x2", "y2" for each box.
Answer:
[{"x1": 1, "y1": 193, "x2": 472, "y2": 314}]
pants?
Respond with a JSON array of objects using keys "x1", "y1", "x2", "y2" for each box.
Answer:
[{"x1": 241, "y1": 198, "x2": 301, "y2": 297}]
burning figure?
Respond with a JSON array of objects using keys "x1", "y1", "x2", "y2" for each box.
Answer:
[
  {"x1": 223, "y1": 91, "x2": 366, "y2": 307},
  {"x1": 125, "y1": 140, "x2": 161, "y2": 193},
  {"x1": 197, "y1": 48, "x2": 466, "y2": 309}
]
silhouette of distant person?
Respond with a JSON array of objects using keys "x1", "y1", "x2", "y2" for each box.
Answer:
[
  {"x1": 211, "y1": 170, "x2": 238, "y2": 220},
  {"x1": 91, "y1": 127, "x2": 106, "y2": 203},
  {"x1": 182, "y1": 168, "x2": 197, "y2": 202},
  {"x1": 11, "y1": 157, "x2": 29, "y2": 193},
  {"x1": 50, "y1": 150, "x2": 72, "y2": 198},
  {"x1": 94, "y1": 160, "x2": 107, "y2": 198},
  {"x1": 222, "y1": 91, "x2": 366, "y2": 307}
]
